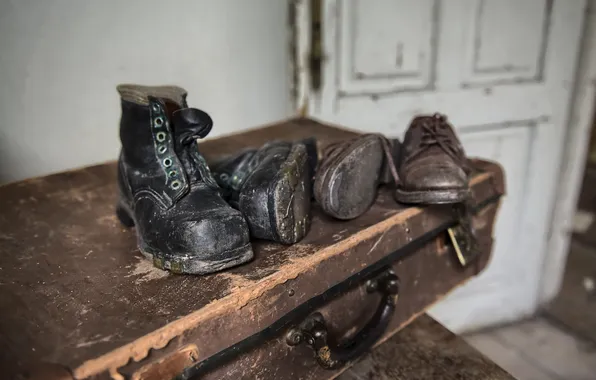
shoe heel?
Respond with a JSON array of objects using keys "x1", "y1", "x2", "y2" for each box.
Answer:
[
  {"x1": 116, "y1": 202, "x2": 135, "y2": 227},
  {"x1": 271, "y1": 144, "x2": 311, "y2": 244},
  {"x1": 238, "y1": 144, "x2": 311, "y2": 244}
]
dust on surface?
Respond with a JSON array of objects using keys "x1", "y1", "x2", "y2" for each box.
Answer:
[
  {"x1": 125, "y1": 257, "x2": 169, "y2": 284},
  {"x1": 216, "y1": 272, "x2": 252, "y2": 292},
  {"x1": 96, "y1": 214, "x2": 120, "y2": 228},
  {"x1": 75, "y1": 334, "x2": 116, "y2": 348}
]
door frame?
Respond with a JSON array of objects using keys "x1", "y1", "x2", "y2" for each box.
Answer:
[
  {"x1": 291, "y1": 0, "x2": 596, "y2": 316},
  {"x1": 540, "y1": 0, "x2": 596, "y2": 306}
]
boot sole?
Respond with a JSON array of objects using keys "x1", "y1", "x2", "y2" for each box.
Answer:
[
  {"x1": 116, "y1": 201, "x2": 254, "y2": 275},
  {"x1": 239, "y1": 143, "x2": 311, "y2": 244},
  {"x1": 270, "y1": 143, "x2": 312, "y2": 244},
  {"x1": 140, "y1": 242, "x2": 253, "y2": 275},
  {"x1": 314, "y1": 135, "x2": 384, "y2": 220},
  {"x1": 394, "y1": 187, "x2": 470, "y2": 205}
]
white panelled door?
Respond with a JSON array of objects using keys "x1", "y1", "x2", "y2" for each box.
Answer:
[{"x1": 296, "y1": 0, "x2": 588, "y2": 331}]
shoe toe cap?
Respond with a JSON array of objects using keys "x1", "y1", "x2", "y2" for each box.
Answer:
[
  {"x1": 402, "y1": 162, "x2": 467, "y2": 190},
  {"x1": 172, "y1": 209, "x2": 251, "y2": 261}
]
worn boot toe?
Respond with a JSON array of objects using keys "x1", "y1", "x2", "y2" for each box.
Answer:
[
  {"x1": 139, "y1": 209, "x2": 252, "y2": 275},
  {"x1": 395, "y1": 113, "x2": 470, "y2": 205},
  {"x1": 403, "y1": 162, "x2": 467, "y2": 191}
]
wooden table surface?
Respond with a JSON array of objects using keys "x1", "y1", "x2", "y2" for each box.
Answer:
[{"x1": 339, "y1": 314, "x2": 515, "y2": 380}]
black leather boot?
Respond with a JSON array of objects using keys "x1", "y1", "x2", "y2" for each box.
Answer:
[
  {"x1": 210, "y1": 140, "x2": 316, "y2": 244},
  {"x1": 116, "y1": 84, "x2": 253, "y2": 274}
]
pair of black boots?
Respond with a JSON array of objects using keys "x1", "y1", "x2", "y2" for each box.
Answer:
[{"x1": 116, "y1": 85, "x2": 314, "y2": 275}]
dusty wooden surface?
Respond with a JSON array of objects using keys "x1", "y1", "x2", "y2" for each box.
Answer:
[
  {"x1": 0, "y1": 118, "x2": 505, "y2": 379},
  {"x1": 338, "y1": 314, "x2": 514, "y2": 380}
]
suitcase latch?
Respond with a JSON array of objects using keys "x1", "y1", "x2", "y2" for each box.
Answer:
[{"x1": 448, "y1": 202, "x2": 480, "y2": 267}]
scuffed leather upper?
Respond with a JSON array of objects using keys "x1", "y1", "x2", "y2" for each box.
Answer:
[
  {"x1": 399, "y1": 114, "x2": 468, "y2": 191},
  {"x1": 212, "y1": 142, "x2": 291, "y2": 201},
  {"x1": 212, "y1": 139, "x2": 317, "y2": 204},
  {"x1": 211, "y1": 139, "x2": 316, "y2": 243},
  {"x1": 117, "y1": 97, "x2": 250, "y2": 260}
]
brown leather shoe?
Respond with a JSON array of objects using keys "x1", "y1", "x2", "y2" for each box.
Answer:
[
  {"x1": 314, "y1": 134, "x2": 399, "y2": 220},
  {"x1": 394, "y1": 113, "x2": 469, "y2": 204}
]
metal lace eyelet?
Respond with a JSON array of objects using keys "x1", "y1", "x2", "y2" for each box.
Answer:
[
  {"x1": 168, "y1": 170, "x2": 177, "y2": 178},
  {"x1": 171, "y1": 180, "x2": 181, "y2": 190},
  {"x1": 219, "y1": 173, "x2": 229, "y2": 181},
  {"x1": 152, "y1": 103, "x2": 160, "y2": 112},
  {"x1": 154, "y1": 117, "x2": 164, "y2": 127},
  {"x1": 156, "y1": 132, "x2": 166, "y2": 142},
  {"x1": 163, "y1": 158, "x2": 173, "y2": 167},
  {"x1": 158, "y1": 145, "x2": 167, "y2": 154}
]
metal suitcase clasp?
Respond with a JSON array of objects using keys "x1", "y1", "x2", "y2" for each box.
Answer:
[
  {"x1": 448, "y1": 224, "x2": 480, "y2": 267},
  {"x1": 448, "y1": 201, "x2": 481, "y2": 267}
]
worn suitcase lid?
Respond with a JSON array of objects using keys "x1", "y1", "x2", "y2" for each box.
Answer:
[{"x1": 0, "y1": 119, "x2": 505, "y2": 379}]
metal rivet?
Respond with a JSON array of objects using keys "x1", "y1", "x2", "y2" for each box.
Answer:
[
  {"x1": 168, "y1": 170, "x2": 177, "y2": 178},
  {"x1": 158, "y1": 145, "x2": 167, "y2": 154},
  {"x1": 171, "y1": 180, "x2": 181, "y2": 190},
  {"x1": 155, "y1": 117, "x2": 164, "y2": 127},
  {"x1": 163, "y1": 158, "x2": 173, "y2": 167},
  {"x1": 156, "y1": 132, "x2": 166, "y2": 142}
]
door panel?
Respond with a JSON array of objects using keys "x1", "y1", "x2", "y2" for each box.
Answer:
[
  {"x1": 338, "y1": 0, "x2": 437, "y2": 94},
  {"x1": 461, "y1": 0, "x2": 550, "y2": 86},
  {"x1": 303, "y1": 0, "x2": 587, "y2": 330}
]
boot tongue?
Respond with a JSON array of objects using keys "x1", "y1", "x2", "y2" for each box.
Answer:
[
  {"x1": 170, "y1": 108, "x2": 218, "y2": 188},
  {"x1": 172, "y1": 108, "x2": 213, "y2": 147}
]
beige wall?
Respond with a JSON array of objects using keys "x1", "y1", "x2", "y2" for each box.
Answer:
[{"x1": 0, "y1": 0, "x2": 291, "y2": 183}]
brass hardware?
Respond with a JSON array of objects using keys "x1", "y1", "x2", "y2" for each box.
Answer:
[
  {"x1": 448, "y1": 201, "x2": 481, "y2": 267},
  {"x1": 309, "y1": 0, "x2": 323, "y2": 93},
  {"x1": 448, "y1": 224, "x2": 480, "y2": 267},
  {"x1": 287, "y1": 268, "x2": 399, "y2": 370}
]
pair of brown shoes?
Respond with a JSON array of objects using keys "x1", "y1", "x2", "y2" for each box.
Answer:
[{"x1": 314, "y1": 113, "x2": 469, "y2": 220}]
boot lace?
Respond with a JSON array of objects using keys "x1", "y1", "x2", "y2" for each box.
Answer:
[{"x1": 405, "y1": 113, "x2": 461, "y2": 165}]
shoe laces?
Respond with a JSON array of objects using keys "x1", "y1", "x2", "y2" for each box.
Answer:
[{"x1": 406, "y1": 113, "x2": 461, "y2": 165}]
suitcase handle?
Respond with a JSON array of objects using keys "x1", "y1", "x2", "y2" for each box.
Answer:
[{"x1": 286, "y1": 268, "x2": 399, "y2": 370}]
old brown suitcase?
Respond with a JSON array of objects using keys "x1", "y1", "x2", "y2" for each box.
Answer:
[{"x1": 0, "y1": 118, "x2": 504, "y2": 380}]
